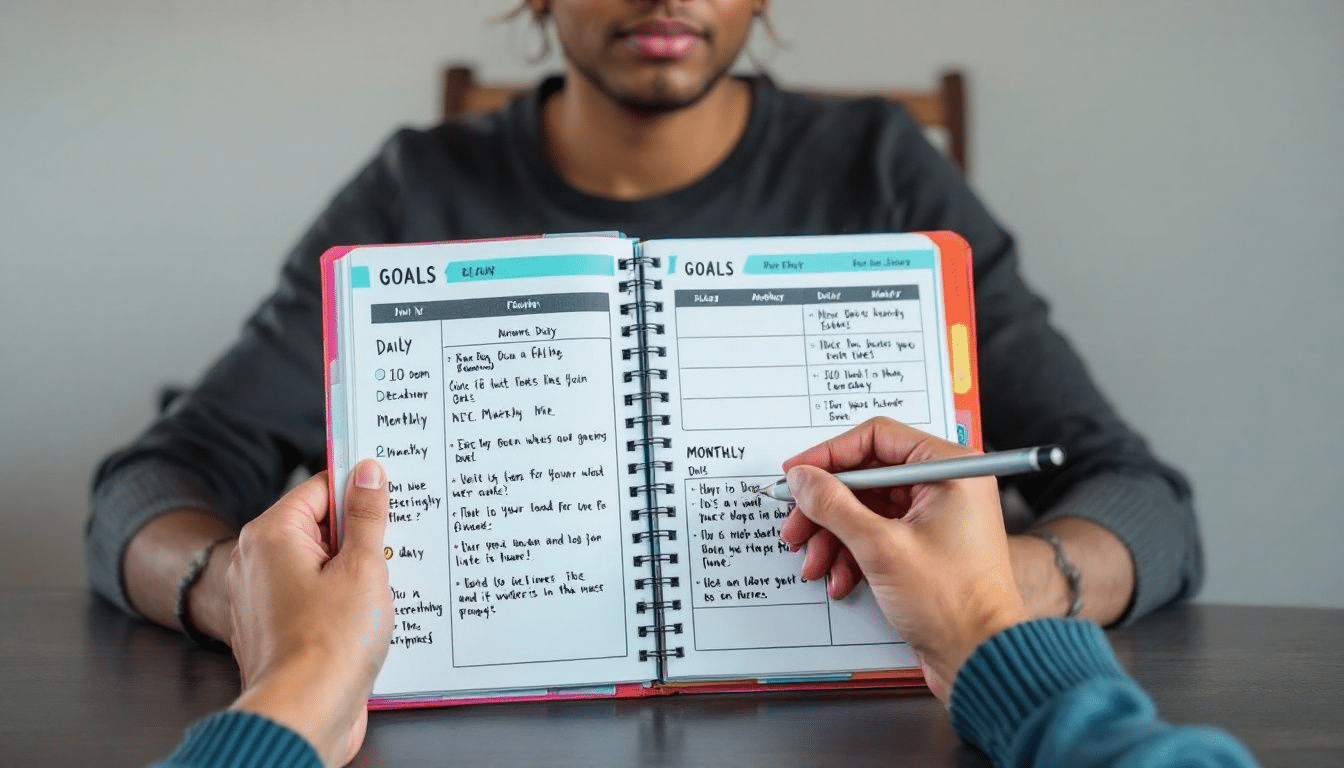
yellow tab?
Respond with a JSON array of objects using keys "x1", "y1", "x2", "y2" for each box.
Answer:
[{"x1": 951, "y1": 324, "x2": 972, "y2": 395}]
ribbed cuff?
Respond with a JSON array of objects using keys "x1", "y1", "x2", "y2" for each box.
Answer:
[
  {"x1": 1036, "y1": 471, "x2": 1200, "y2": 624},
  {"x1": 86, "y1": 459, "x2": 226, "y2": 616},
  {"x1": 950, "y1": 619, "x2": 1126, "y2": 766},
  {"x1": 158, "y1": 711, "x2": 320, "y2": 768}
]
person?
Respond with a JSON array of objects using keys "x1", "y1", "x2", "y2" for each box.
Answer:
[
  {"x1": 151, "y1": 459, "x2": 393, "y2": 768},
  {"x1": 151, "y1": 430, "x2": 1255, "y2": 768},
  {"x1": 88, "y1": 0, "x2": 1202, "y2": 650},
  {"x1": 779, "y1": 418, "x2": 1256, "y2": 768}
]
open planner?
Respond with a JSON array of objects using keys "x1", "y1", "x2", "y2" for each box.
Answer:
[{"x1": 320, "y1": 231, "x2": 981, "y2": 708}]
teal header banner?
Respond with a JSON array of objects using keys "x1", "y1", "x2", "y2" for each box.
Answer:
[
  {"x1": 444, "y1": 254, "x2": 615, "y2": 282},
  {"x1": 743, "y1": 250, "x2": 935, "y2": 274}
]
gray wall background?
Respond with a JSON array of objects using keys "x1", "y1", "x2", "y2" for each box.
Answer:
[{"x1": 2, "y1": 1, "x2": 1341, "y2": 607}]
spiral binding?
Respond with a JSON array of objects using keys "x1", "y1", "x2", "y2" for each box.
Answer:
[
  {"x1": 626, "y1": 436, "x2": 671, "y2": 450},
  {"x1": 632, "y1": 552, "x2": 678, "y2": 566},
  {"x1": 617, "y1": 255, "x2": 662, "y2": 271},
  {"x1": 635, "y1": 599, "x2": 682, "y2": 614},
  {"x1": 620, "y1": 248, "x2": 683, "y2": 678},
  {"x1": 628, "y1": 460, "x2": 672, "y2": 474},
  {"x1": 617, "y1": 277, "x2": 663, "y2": 293},
  {"x1": 621, "y1": 322, "x2": 666, "y2": 337},
  {"x1": 629, "y1": 482, "x2": 674, "y2": 498},
  {"x1": 638, "y1": 623, "x2": 683, "y2": 638},
  {"x1": 622, "y1": 345, "x2": 666, "y2": 361},
  {"x1": 625, "y1": 414, "x2": 670, "y2": 428},
  {"x1": 638, "y1": 647, "x2": 685, "y2": 662},
  {"x1": 629, "y1": 505, "x2": 676, "y2": 522},
  {"x1": 633, "y1": 575, "x2": 679, "y2": 590},
  {"x1": 623, "y1": 369, "x2": 667, "y2": 383},
  {"x1": 620, "y1": 300, "x2": 663, "y2": 316},
  {"x1": 624, "y1": 391, "x2": 670, "y2": 406}
]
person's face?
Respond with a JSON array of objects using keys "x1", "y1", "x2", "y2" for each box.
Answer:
[{"x1": 536, "y1": 0, "x2": 766, "y2": 113}]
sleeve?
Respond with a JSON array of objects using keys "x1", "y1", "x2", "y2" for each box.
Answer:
[
  {"x1": 950, "y1": 619, "x2": 1259, "y2": 768},
  {"x1": 148, "y1": 711, "x2": 321, "y2": 768},
  {"x1": 86, "y1": 139, "x2": 403, "y2": 616},
  {"x1": 880, "y1": 110, "x2": 1203, "y2": 622}
]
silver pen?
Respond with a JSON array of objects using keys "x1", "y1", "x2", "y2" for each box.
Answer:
[{"x1": 755, "y1": 445, "x2": 1066, "y2": 502}]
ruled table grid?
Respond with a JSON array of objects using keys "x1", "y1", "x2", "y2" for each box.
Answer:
[{"x1": 673, "y1": 286, "x2": 933, "y2": 431}]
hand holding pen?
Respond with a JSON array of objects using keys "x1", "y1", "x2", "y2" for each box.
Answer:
[
  {"x1": 774, "y1": 417, "x2": 1051, "y2": 701},
  {"x1": 775, "y1": 421, "x2": 1064, "y2": 604}
]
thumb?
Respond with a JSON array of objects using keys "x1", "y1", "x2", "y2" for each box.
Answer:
[
  {"x1": 341, "y1": 459, "x2": 390, "y2": 555},
  {"x1": 786, "y1": 465, "x2": 890, "y2": 560}
]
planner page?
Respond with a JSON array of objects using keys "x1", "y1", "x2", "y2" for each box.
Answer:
[
  {"x1": 326, "y1": 236, "x2": 652, "y2": 698},
  {"x1": 639, "y1": 233, "x2": 969, "y2": 681}
]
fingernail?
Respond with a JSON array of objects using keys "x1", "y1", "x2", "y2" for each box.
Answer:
[
  {"x1": 785, "y1": 467, "x2": 808, "y2": 497},
  {"x1": 355, "y1": 461, "x2": 384, "y2": 489}
]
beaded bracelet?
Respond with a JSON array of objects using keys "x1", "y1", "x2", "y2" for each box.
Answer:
[
  {"x1": 173, "y1": 535, "x2": 235, "y2": 653},
  {"x1": 1024, "y1": 530, "x2": 1085, "y2": 618}
]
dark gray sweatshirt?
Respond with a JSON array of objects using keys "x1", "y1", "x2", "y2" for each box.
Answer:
[{"x1": 88, "y1": 75, "x2": 1201, "y2": 624}]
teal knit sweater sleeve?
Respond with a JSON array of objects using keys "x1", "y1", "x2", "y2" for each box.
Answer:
[
  {"x1": 950, "y1": 619, "x2": 1258, "y2": 768},
  {"x1": 149, "y1": 711, "x2": 321, "y2": 768}
]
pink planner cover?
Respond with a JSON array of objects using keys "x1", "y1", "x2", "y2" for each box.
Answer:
[{"x1": 319, "y1": 233, "x2": 979, "y2": 709}]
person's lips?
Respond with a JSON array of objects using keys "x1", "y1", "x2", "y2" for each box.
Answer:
[{"x1": 618, "y1": 19, "x2": 704, "y2": 59}]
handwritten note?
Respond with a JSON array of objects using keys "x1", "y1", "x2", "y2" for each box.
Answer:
[
  {"x1": 357, "y1": 320, "x2": 452, "y2": 658},
  {"x1": 686, "y1": 476, "x2": 818, "y2": 607},
  {"x1": 360, "y1": 293, "x2": 632, "y2": 668}
]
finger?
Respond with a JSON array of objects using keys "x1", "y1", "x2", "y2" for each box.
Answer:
[
  {"x1": 236, "y1": 474, "x2": 330, "y2": 577},
  {"x1": 801, "y1": 527, "x2": 843, "y2": 582},
  {"x1": 345, "y1": 711, "x2": 369, "y2": 766},
  {"x1": 778, "y1": 504, "x2": 819, "y2": 549},
  {"x1": 260, "y1": 472, "x2": 330, "y2": 529},
  {"x1": 782, "y1": 418, "x2": 880, "y2": 473},
  {"x1": 341, "y1": 459, "x2": 390, "y2": 555},
  {"x1": 827, "y1": 548, "x2": 864, "y2": 600},
  {"x1": 786, "y1": 465, "x2": 891, "y2": 561}
]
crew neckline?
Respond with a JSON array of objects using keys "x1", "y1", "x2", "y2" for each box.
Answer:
[{"x1": 509, "y1": 74, "x2": 774, "y2": 227}]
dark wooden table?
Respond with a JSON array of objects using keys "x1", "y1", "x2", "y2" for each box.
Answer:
[{"x1": 1, "y1": 591, "x2": 1340, "y2": 767}]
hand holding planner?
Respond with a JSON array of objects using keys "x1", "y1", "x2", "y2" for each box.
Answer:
[{"x1": 226, "y1": 461, "x2": 393, "y2": 768}]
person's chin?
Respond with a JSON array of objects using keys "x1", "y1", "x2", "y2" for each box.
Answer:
[
  {"x1": 605, "y1": 64, "x2": 726, "y2": 113},
  {"x1": 622, "y1": 84, "x2": 710, "y2": 112}
]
